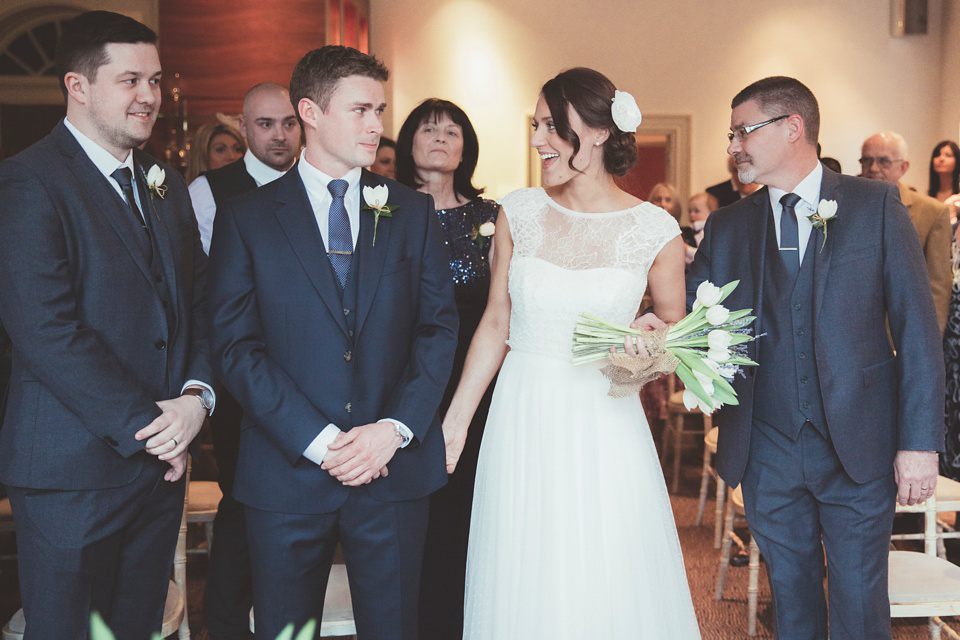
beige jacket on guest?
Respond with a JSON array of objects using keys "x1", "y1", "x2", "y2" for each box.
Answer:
[{"x1": 900, "y1": 183, "x2": 952, "y2": 334}]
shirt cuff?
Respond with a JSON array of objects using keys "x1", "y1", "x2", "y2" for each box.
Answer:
[
  {"x1": 380, "y1": 418, "x2": 413, "y2": 448},
  {"x1": 182, "y1": 380, "x2": 216, "y2": 415},
  {"x1": 303, "y1": 424, "x2": 343, "y2": 465}
]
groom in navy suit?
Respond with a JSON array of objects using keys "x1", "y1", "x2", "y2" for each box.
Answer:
[
  {"x1": 684, "y1": 77, "x2": 943, "y2": 639},
  {"x1": 207, "y1": 46, "x2": 458, "y2": 639}
]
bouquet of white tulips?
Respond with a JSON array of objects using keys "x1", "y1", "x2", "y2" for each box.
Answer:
[{"x1": 571, "y1": 280, "x2": 758, "y2": 412}]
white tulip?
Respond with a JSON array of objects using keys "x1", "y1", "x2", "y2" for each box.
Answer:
[
  {"x1": 707, "y1": 329, "x2": 733, "y2": 350},
  {"x1": 706, "y1": 304, "x2": 730, "y2": 325},
  {"x1": 682, "y1": 389, "x2": 700, "y2": 411},
  {"x1": 363, "y1": 184, "x2": 389, "y2": 209},
  {"x1": 707, "y1": 347, "x2": 731, "y2": 363},
  {"x1": 693, "y1": 370, "x2": 715, "y2": 397},
  {"x1": 146, "y1": 165, "x2": 165, "y2": 189},
  {"x1": 817, "y1": 199, "x2": 838, "y2": 220},
  {"x1": 696, "y1": 281, "x2": 722, "y2": 308}
]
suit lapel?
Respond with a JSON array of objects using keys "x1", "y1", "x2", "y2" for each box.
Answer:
[
  {"x1": 52, "y1": 124, "x2": 154, "y2": 284},
  {"x1": 354, "y1": 170, "x2": 392, "y2": 339},
  {"x1": 273, "y1": 169, "x2": 350, "y2": 338},
  {"x1": 813, "y1": 167, "x2": 841, "y2": 321},
  {"x1": 746, "y1": 189, "x2": 770, "y2": 365},
  {"x1": 134, "y1": 156, "x2": 180, "y2": 309}
]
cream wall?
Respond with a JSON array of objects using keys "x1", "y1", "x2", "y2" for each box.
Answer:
[{"x1": 372, "y1": 0, "x2": 947, "y2": 200}]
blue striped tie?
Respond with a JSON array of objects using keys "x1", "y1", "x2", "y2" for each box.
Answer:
[
  {"x1": 779, "y1": 192, "x2": 801, "y2": 280},
  {"x1": 327, "y1": 179, "x2": 352, "y2": 288}
]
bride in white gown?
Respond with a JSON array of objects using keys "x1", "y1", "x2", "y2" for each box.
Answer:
[{"x1": 442, "y1": 67, "x2": 700, "y2": 639}]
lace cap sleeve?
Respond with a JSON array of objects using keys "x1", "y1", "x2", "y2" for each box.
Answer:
[
  {"x1": 498, "y1": 188, "x2": 546, "y2": 256},
  {"x1": 637, "y1": 203, "x2": 682, "y2": 257}
]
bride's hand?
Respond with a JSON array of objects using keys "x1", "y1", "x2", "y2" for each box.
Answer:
[
  {"x1": 442, "y1": 418, "x2": 469, "y2": 474},
  {"x1": 620, "y1": 333, "x2": 650, "y2": 358}
]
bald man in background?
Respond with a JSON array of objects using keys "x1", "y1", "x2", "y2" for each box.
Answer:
[
  {"x1": 860, "y1": 131, "x2": 952, "y2": 333},
  {"x1": 189, "y1": 82, "x2": 300, "y2": 639}
]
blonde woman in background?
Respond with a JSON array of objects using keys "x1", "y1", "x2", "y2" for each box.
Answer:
[{"x1": 185, "y1": 122, "x2": 245, "y2": 184}]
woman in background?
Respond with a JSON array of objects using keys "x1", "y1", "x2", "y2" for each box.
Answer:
[
  {"x1": 372, "y1": 136, "x2": 397, "y2": 180},
  {"x1": 185, "y1": 122, "x2": 245, "y2": 184},
  {"x1": 930, "y1": 140, "x2": 960, "y2": 225},
  {"x1": 395, "y1": 98, "x2": 499, "y2": 640}
]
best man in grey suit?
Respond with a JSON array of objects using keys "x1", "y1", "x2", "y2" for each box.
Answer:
[
  {"x1": 685, "y1": 77, "x2": 943, "y2": 639},
  {"x1": 0, "y1": 11, "x2": 213, "y2": 639}
]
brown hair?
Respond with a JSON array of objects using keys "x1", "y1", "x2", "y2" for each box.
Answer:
[
  {"x1": 732, "y1": 76, "x2": 820, "y2": 147},
  {"x1": 290, "y1": 45, "x2": 388, "y2": 123},
  {"x1": 540, "y1": 67, "x2": 637, "y2": 177}
]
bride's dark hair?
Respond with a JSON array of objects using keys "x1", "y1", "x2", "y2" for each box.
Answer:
[{"x1": 540, "y1": 67, "x2": 637, "y2": 177}]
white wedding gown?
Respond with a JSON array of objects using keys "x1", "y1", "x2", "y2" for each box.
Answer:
[{"x1": 463, "y1": 188, "x2": 701, "y2": 639}]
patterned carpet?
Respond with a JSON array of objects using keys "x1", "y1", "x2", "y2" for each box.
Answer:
[{"x1": 0, "y1": 452, "x2": 949, "y2": 638}]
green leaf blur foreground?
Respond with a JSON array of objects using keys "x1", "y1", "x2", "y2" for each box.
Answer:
[
  {"x1": 90, "y1": 612, "x2": 317, "y2": 640},
  {"x1": 572, "y1": 279, "x2": 758, "y2": 412}
]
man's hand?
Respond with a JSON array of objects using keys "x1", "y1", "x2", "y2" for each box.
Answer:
[
  {"x1": 894, "y1": 450, "x2": 938, "y2": 506},
  {"x1": 163, "y1": 450, "x2": 189, "y2": 482},
  {"x1": 321, "y1": 421, "x2": 399, "y2": 486},
  {"x1": 135, "y1": 395, "x2": 207, "y2": 461}
]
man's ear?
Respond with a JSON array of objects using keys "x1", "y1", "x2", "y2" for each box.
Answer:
[
  {"x1": 63, "y1": 71, "x2": 89, "y2": 105},
  {"x1": 298, "y1": 98, "x2": 320, "y2": 130},
  {"x1": 238, "y1": 115, "x2": 249, "y2": 143}
]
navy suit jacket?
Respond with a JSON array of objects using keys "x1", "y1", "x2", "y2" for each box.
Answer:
[
  {"x1": 207, "y1": 167, "x2": 458, "y2": 514},
  {"x1": 0, "y1": 121, "x2": 212, "y2": 490},
  {"x1": 687, "y1": 166, "x2": 944, "y2": 487}
]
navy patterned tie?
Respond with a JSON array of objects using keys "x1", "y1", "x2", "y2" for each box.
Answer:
[
  {"x1": 327, "y1": 179, "x2": 353, "y2": 288},
  {"x1": 111, "y1": 167, "x2": 145, "y2": 227},
  {"x1": 779, "y1": 192, "x2": 801, "y2": 280}
]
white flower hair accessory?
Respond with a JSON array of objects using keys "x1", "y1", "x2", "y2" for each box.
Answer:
[{"x1": 611, "y1": 90, "x2": 643, "y2": 133}]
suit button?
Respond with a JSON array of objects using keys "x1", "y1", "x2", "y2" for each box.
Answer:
[
  {"x1": 794, "y1": 303, "x2": 802, "y2": 310},
  {"x1": 345, "y1": 402, "x2": 352, "y2": 413},
  {"x1": 800, "y1": 375, "x2": 808, "y2": 383},
  {"x1": 155, "y1": 339, "x2": 166, "y2": 350},
  {"x1": 344, "y1": 350, "x2": 352, "y2": 362},
  {"x1": 796, "y1": 329, "x2": 804, "y2": 336},
  {"x1": 343, "y1": 308, "x2": 351, "y2": 315},
  {"x1": 803, "y1": 401, "x2": 811, "y2": 409},
  {"x1": 104, "y1": 435, "x2": 119, "y2": 447},
  {"x1": 349, "y1": 330, "x2": 354, "y2": 337},
  {"x1": 798, "y1": 352, "x2": 805, "y2": 360},
  {"x1": 155, "y1": 274, "x2": 163, "y2": 283}
]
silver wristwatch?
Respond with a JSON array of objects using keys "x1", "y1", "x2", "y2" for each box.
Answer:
[{"x1": 184, "y1": 387, "x2": 214, "y2": 415}]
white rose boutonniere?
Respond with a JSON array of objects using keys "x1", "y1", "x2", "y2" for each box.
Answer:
[
  {"x1": 807, "y1": 199, "x2": 838, "y2": 252},
  {"x1": 362, "y1": 184, "x2": 398, "y2": 247},
  {"x1": 610, "y1": 90, "x2": 643, "y2": 133},
  {"x1": 469, "y1": 220, "x2": 496, "y2": 250},
  {"x1": 146, "y1": 165, "x2": 167, "y2": 200}
]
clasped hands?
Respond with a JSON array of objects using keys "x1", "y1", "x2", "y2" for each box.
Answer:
[
  {"x1": 134, "y1": 392, "x2": 208, "y2": 482},
  {"x1": 321, "y1": 421, "x2": 397, "y2": 486}
]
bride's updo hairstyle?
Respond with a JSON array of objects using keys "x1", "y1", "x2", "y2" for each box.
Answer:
[{"x1": 540, "y1": 67, "x2": 637, "y2": 177}]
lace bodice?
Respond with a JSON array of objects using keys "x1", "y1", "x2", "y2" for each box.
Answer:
[{"x1": 502, "y1": 188, "x2": 680, "y2": 360}]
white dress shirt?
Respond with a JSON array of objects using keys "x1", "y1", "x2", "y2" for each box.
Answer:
[
  {"x1": 767, "y1": 162, "x2": 823, "y2": 266},
  {"x1": 64, "y1": 117, "x2": 216, "y2": 412},
  {"x1": 188, "y1": 149, "x2": 288, "y2": 254},
  {"x1": 296, "y1": 157, "x2": 412, "y2": 464}
]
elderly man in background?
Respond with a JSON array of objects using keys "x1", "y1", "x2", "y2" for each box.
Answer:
[
  {"x1": 188, "y1": 81, "x2": 300, "y2": 640},
  {"x1": 860, "y1": 131, "x2": 952, "y2": 333}
]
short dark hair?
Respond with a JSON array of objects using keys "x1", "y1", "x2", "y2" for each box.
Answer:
[
  {"x1": 290, "y1": 46, "x2": 388, "y2": 121},
  {"x1": 395, "y1": 99, "x2": 484, "y2": 200},
  {"x1": 55, "y1": 11, "x2": 157, "y2": 100},
  {"x1": 929, "y1": 140, "x2": 960, "y2": 199},
  {"x1": 731, "y1": 76, "x2": 820, "y2": 147},
  {"x1": 540, "y1": 67, "x2": 637, "y2": 177}
]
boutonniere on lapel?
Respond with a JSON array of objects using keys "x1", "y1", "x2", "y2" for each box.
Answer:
[
  {"x1": 469, "y1": 220, "x2": 496, "y2": 250},
  {"x1": 807, "y1": 199, "x2": 838, "y2": 252},
  {"x1": 143, "y1": 165, "x2": 166, "y2": 220},
  {"x1": 362, "y1": 184, "x2": 398, "y2": 246}
]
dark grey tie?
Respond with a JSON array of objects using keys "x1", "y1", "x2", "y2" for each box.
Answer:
[
  {"x1": 110, "y1": 167, "x2": 145, "y2": 227},
  {"x1": 779, "y1": 192, "x2": 801, "y2": 280},
  {"x1": 327, "y1": 179, "x2": 353, "y2": 289}
]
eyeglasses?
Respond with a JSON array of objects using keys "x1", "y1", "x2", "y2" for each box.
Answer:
[
  {"x1": 858, "y1": 156, "x2": 902, "y2": 169},
  {"x1": 727, "y1": 115, "x2": 789, "y2": 143}
]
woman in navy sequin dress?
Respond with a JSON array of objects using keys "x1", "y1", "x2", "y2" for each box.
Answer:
[{"x1": 396, "y1": 99, "x2": 499, "y2": 640}]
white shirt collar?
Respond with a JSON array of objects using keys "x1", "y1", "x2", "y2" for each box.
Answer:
[
  {"x1": 63, "y1": 117, "x2": 135, "y2": 181},
  {"x1": 243, "y1": 149, "x2": 288, "y2": 187},
  {"x1": 297, "y1": 157, "x2": 362, "y2": 197},
  {"x1": 768, "y1": 162, "x2": 823, "y2": 214}
]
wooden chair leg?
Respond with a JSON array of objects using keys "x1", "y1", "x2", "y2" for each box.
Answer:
[
  {"x1": 714, "y1": 478, "x2": 726, "y2": 550},
  {"x1": 747, "y1": 537, "x2": 760, "y2": 637},
  {"x1": 671, "y1": 414, "x2": 684, "y2": 494},
  {"x1": 696, "y1": 445, "x2": 712, "y2": 526},
  {"x1": 205, "y1": 521, "x2": 215, "y2": 553},
  {"x1": 715, "y1": 495, "x2": 735, "y2": 600},
  {"x1": 176, "y1": 503, "x2": 190, "y2": 638}
]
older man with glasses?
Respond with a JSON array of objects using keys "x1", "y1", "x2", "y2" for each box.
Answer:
[{"x1": 860, "y1": 131, "x2": 952, "y2": 333}]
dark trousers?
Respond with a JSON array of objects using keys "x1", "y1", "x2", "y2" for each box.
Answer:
[
  {"x1": 741, "y1": 420, "x2": 896, "y2": 640},
  {"x1": 246, "y1": 488, "x2": 429, "y2": 640},
  {"x1": 204, "y1": 386, "x2": 254, "y2": 639},
  {"x1": 7, "y1": 456, "x2": 184, "y2": 640}
]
